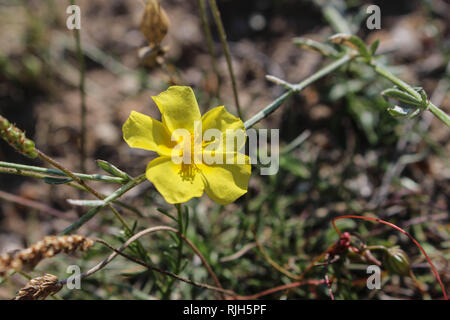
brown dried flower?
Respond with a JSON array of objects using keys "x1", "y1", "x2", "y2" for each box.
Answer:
[
  {"x1": 14, "y1": 274, "x2": 63, "y2": 300},
  {"x1": 0, "y1": 235, "x2": 94, "y2": 276},
  {"x1": 140, "y1": 0, "x2": 169, "y2": 47}
]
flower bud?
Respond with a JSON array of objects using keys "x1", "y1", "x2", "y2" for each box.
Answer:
[
  {"x1": 383, "y1": 247, "x2": 411, "y2": 276},
  {"x1": 0, "y1": 117, "x2": 10, "y2": 130},
  {"x1": 0, "y1": 114, "x2": 38, "y2": 159}
]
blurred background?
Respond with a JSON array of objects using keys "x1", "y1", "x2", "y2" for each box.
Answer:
[{"x1": 0, "y1": 0, "x2": 449, "y2": 299}]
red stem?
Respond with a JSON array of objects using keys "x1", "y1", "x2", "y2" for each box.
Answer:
[
  {"x1": 232, "y1": 279, "x2": 326, "y2": 300},
  {"x1": 332, "y1": 215, "x2": 448, "y2": 300}
]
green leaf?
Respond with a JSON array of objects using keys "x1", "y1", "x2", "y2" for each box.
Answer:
[
  {"x1": 183, "y1": 206, "x2": 189, "y2": 234},
  {"x1": 387, "y1": 105, "x2": 421, "y2": 118},
  {"x1": 43, "y1": 176, "x2": 73, "y2": 185},
  {"x1": 329, "y1": 33, "x2": 370, "y2": 59},
  {"x1": 67, "y1": 199, "x2": 106, "y2": 207},
  {"x1": 157, "y1": 208, "x2": 177, "y2": 222},
  {"x1": 293, "y1": 37, "x2": 339, "y2": 57},
  {"x1": 381, "y1": 88, "x2": 422, "y2": 106},
  {"x1": 369, "y1": 39, "x2": 379, "y2": 55},
  {"x1": 279, "y1": 154, "x2": 310, "y2": 179},
  {"x1": 96, "y1": 159, "x2": 130, "y2": 181}
]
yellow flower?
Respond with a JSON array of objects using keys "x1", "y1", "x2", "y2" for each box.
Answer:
[{"x1": 123, "y1": 86, "x2": 251, "y2": 204}]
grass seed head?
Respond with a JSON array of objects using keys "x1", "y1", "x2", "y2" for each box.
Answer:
[
  {"x1": 0, "y1": 235, "x2": 94, "y2": 276},
  {"x1": 14, "y1": 274, "x2": 62, "y2": 300}
]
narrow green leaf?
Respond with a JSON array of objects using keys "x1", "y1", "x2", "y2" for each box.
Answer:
[
  {"x1": 43, "y1": 176, "x2": 73, "y2": 185},
  {"x1": 157, "y1": 208, "x2": 177, "y2": 222},
  {"x1": 293, "y1": 37, "x2": 339, "y2": 57},
  {"x1": 96, "y1": 159, "x2": 130, "y2": 181},
  {"x1": 67, "y1": 199, "x2": 106, "y2": 207},
  {"x1": 387, "y1": 105, "x2": 420, "y2": 118},
  {"x1": 370, "y1": 39, "x2": 380, "y2": 55},
  {"x1": 329, "y1": 33, "x2": 370, "y2": 59},
  {"x1": 381, "y1": 88, "x2": 423, "y2": 106}
]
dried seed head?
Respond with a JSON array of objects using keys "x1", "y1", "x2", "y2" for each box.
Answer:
[
  {"x1": 0, "y1": 235, "x2": 95, "y2": 276},
  {"x1": 14, "y1": 274, "x2": 62, "y2": 300},
  {"x1": 0, "y1": 114, "x2": 38, "y2": 158},
  {"x1": 140, "y1": 0, "x2": 169, "y2": 47}
]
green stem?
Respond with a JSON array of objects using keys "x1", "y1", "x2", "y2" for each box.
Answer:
[
  {"x1": 197, "y1": 0, "x2": 220, "y2": 97},
  {"x1": 364, "y1": 245, "x2": 388, "y2": 252},
  {"x1": 373, "y1": 61, "x2": 450, "y2": 127},
  {"x1": 37, "y1": 149, "x2": 133, "y2": 231},
  {"x1": 162, "y1": 204, "x2": 184, "y2": 299},
  {"x1": 208, "y1": 0, "x2": 242, "y2": 119},
  {"x1": 428, "y1": 102, "x2": 450, "y2": 127},
  {"x1": 0, "y1": 161, "x2": 125, "y2": 184},
  {"x1": 322, "y1": 3, "x2": 450, "y2": 128},
  {"x1": 244, "y1": 54, "x2": 353, "y2": 129},
  {"x1": 373, "y1": 63, "x2": 421, "y2": 100},
  {"x1": 0, "y1": 166, "x2": 142, "y2": 216},
  {"x1": 60, "y1": 174, "x2": 146, "y2": 235},
  {"x1": 322, "y1": 4, "x2": 352, "y2": 34},
  {"x1": 70, "y1": 0, "x2": 87, "y2": 172}
]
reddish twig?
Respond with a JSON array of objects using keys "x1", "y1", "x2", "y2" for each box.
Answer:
[
  {"x1": 325, "y1": 274, "x2": 334, "y2": 300},
  {"x1": 0, "y1": 190, "x2": 74, "y2": 220},
  {"x1": 332, "y1": 215, "x2": 448, "y2": 300},
  {"x1": 232, "y1": 279, "x2": 327, "y2": 300}
]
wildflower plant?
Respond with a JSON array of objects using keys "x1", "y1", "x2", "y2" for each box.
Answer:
[
  {"x1": 123, "y1": 86, "x2": 251, "y2": 205},
  {"x1": 0, "y1": 1, "x2": 448, "y2": 301}
]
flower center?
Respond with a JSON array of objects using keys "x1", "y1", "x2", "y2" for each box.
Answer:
[{"x1": 177, "y1": 134, "x2": 200, "y2": 182}]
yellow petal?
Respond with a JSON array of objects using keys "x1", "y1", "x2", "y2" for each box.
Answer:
[
  {"x1": 146, "y1": 157, "x2": 205, "y2": 204},
  {"x1": 201, "y1": 106, "x2": 246, "y2": 153},
  {"x1": 152, "y1": 86, "x2": 201, "y2": 133},
  {"x1": 123, "y1": 111, "x2": 174, "y2": 156},
  {"x1": 199, "y1": 154, "x2": 251, "y2": 205}
]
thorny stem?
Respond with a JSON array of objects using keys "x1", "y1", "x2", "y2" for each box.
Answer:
[
  {"x1": 332, "y1": 215, "x2": 448, "y2": 300},
  {"x1": 208, "y1": 0, "x2": 242, "y2": 119}
]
